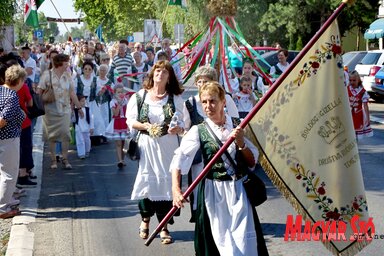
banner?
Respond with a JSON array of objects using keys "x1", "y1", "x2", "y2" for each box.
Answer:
[
  {"x1": 168, "y1": 0, "x2": 187, "y2": 8},
  {"x1": 24, "y1": 0, "x2": 45, "y2": 28},
  {"x1": 246, "y1": 20, "x2": 372, "y2": 255},
  {"x1": 95, "y1": 24, "x2": 103, "y2": 42}
]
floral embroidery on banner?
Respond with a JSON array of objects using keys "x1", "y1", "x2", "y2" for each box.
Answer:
[
  {"x1": 291, "y1": 163, "x2": 368, "y2": 222},
  {"x1": 253, "y1": 33, "x2": 368, "y2": 221},
  {"x1": 294, "y1": 35, "x2": 343, "y2": 86}
]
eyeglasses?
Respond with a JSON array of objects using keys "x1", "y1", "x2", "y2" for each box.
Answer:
[{"x1": 102, "y1": 58, "x2": 110, "y2": 61}]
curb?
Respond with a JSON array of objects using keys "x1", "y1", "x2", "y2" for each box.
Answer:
[{"x1": 6, "y1": 118, "x2": 44, "y2": 256}]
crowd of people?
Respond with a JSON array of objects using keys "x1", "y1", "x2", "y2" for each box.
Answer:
[{"x1": 0, "y1": 36, "x2": 371, "y2": 255}]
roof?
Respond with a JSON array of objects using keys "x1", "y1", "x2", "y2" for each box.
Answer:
[{"x1": 364, "y1": 18, "x2": 384, "y2": 39}]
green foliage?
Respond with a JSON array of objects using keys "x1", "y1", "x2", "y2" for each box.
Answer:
[
  {"x1": 37, "y1": 12, "x2": 60, "y2": 42},
  {"x1": 296, "y1": 36, "x2": 303, "y2": 51},
  {"x1": 259, "y1": 0, "x2": 378, "y2": 49},
  {"x1": 0, "y1": 0, "x2": 17, "y2": 26},
  {"x1": 63, "y1": 26, "x2": 88, "y2": 41},
  {"x1": 1, "y1": 0, "x2": 381, "y2": 49},
  {"x1": 73, "y1": 0, "x2": 157, "y2": 41}
]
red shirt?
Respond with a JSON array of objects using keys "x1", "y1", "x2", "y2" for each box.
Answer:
[{"x1": 17, "y1": 83, "x2": 32, "y2": 129}]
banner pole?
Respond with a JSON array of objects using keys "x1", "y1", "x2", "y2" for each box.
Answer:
[{"x1": 145, "y1": 0, "x2": 351, "y2": 247}]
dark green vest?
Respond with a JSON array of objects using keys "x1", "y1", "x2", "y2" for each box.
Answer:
[
  {"x1": 77, "y1": 76, "x2": 97, "y2": 102},
  {"x1": 138, "y1": 93, "x2": 176, "y2": 137},
  {"x1": 196, "y1": 117, "x2": 247, "y2": 181}
]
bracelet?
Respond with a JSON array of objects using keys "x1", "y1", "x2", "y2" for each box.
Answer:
[{"x1": 238, "y1": 143, "x2": 247, "y2": 151}]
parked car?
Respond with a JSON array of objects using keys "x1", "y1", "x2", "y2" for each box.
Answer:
[
  {"x1": 354, "y1": 50, "x2": 384, "y2": 95},
  {"x1": 255, "y1": 50, "x2": 300, "y2": 73},
  {"x1": 239, "y1": 46, "x2": 279, "y2": 56},
  {"x1": 372, "y1": 66, "x2": 384, "y2": 101},
  {"x1": 342, "y1": 51, "x2": 367, "y2": 72}
]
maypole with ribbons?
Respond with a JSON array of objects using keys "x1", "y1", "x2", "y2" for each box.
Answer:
[{"x1": 170, "y1": 0, "x2": 273, "y2": 91}]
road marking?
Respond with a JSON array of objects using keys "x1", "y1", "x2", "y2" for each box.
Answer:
[{"x1": 371, "y1": 115, "x2": 384, "y2": 124}]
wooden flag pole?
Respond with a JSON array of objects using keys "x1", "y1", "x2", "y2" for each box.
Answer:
[{"x1": 144, "y1": 0, "x2": 352, "y2": 247}]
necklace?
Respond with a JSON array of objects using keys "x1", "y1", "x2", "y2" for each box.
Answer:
[{"x1": 150, "y1": 90, "x2": 167, "y2": 98}]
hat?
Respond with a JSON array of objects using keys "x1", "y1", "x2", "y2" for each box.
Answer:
[{"x1": 21, "y1": 44, "x2": 31, "y2": 51}]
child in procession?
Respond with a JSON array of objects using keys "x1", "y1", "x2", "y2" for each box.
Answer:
[
  {"x1": 105, "y1": 84, "x2": 131, "y2": 168},
  {"x1": 347, "y1": 70, "x2": 373, "y2": 139},
  {"x1": 74, "y1": 95, "x2": 94, "y2": 159},
  {"x1": 242, "y1": 58, "x2": 267, "y2": 97},
  {"x1": 233, "y1": 75, "x2": 257, "y2": 118}
]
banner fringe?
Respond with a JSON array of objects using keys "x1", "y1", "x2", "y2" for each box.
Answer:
[
  {"x1": 245, "y1": 124, "x2": 370, "y2": 256},
  {"x1": 257, "y1": 151, "x2": 371, "y2": 256}
]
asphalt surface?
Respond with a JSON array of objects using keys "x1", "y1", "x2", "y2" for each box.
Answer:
[{"x1": 5, "y1": 93, "x2": 384, "y2": 256}]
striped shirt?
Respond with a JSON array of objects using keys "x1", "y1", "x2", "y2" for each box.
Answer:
[{"x1": 111, "y1": 54, "x2": 133, "y2": 76}]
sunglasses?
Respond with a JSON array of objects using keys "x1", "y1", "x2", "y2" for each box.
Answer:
[{"x1": 102, "y1": 58, "x2": 110, "y2": 61}]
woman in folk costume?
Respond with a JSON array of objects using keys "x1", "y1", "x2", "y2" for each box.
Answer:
[
  {"x1": 76, "y1": 61, "x2": 106, "y2": 141},
  {"x1": 96, "y1": 64, "x2": 114, "y2": 129},
  {"x1": 347, "y1": 71, "x2": 373, "y2": 139},
  {"x1": 126, "y1": 60, "x2": 185, "y2": 244},
  {"x1": 183, "y1": 66, "x2": 239, "y2": 223},
  {"x1": 171, "y1": 82, "x2": 268, "y2": 256}
]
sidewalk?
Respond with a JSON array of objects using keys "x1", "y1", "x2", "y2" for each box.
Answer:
[{"x1": 6, "y1": 117, "x2": 44, "y2": 256}]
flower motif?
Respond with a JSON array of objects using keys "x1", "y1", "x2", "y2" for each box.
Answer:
[
  {"x1": 317, "y1": 186, "x2": 326, "y2": 195},
  {"x1": 331, "y1": 44, "x2": 342, "y2": 55},
  {"x1": 294, "y1": 35, "x2": 342, "y2": 87},
  {"x1": 147, "y1": 123, "x2": 162, "y2": 138},
  {"x1": 326, "y1": 210, "x2": 341, "y2": 220},
  {"x1": 291, "y1": 163, "x2": 368, "y2": 221},
  {"x1": 311, "y1": 61, "x2": 320, "y2": 69}
]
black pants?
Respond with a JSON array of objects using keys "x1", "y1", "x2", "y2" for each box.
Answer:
[
  {"x1": 19, "y1": 126, "x2": 34, "y2": 170},
  {"x1": 138, "y1": 198, "x2": 179, "y2": 224}
]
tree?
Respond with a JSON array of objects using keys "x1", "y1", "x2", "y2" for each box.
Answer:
[
  {"x1": 0, "y1": 0, "x2": 18, "y2": 27},
  {"x1": 259, "y1": 0, "x2": 379, "y2": 49},
  {"x1": 74, "y1": 0, "x2": 157, "y2": 41}
]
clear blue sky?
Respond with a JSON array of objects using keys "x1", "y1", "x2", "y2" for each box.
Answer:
[{"x1": 39, "y1": 0, "x2": 81, "y2": 35}]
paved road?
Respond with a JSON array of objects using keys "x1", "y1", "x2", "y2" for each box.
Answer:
[
  {"x1": 31, "y1": 142, "x2": 196, "y2": 256},
  {"x1": 12, "y1": 97, "x2": 384, "y2": 256}
]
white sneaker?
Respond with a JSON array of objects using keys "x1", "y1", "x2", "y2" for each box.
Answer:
[{"x1": 8, "y1": 199, "x2": 20, "y2": 207}]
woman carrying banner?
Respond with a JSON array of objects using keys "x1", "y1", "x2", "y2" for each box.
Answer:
[
  {"x1": 126, "y1": 60, "x2": 184, "y2": 244},
  {"x1": 171, "y1": 82, "x2": 268, "y2": 255}
]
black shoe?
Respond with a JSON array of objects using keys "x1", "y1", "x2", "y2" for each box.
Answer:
[
  {"x1": 17, "y1": 176, "x2": 37, "y2": 188},
  {"x1": 28, "y1": 173, "x2": 37, "y2": 179},
  {"x1": 56, "y1": 155, "x2": 62, "y2": 162},
  {"x1": 117, "y1": 162, "x2": 124, "y2": 169}
]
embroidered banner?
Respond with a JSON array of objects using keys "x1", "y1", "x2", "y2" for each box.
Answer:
[{"x1": 246, "y1": 20, "x2": 372, "y2": 255}]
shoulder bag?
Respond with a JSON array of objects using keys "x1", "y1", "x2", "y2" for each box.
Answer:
[
  {"x1": 41, "y1": 71, "x2": 56, "y2": 104},
  {"x1": 126, "y1": 90, "x2": 147, "y2": 161},
  {"x1": 204, "y1": 122, "x2": 267, "y2": 207},
  {"x1": 27, "y1": 91, "x2": 45, "y2": 119}
]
